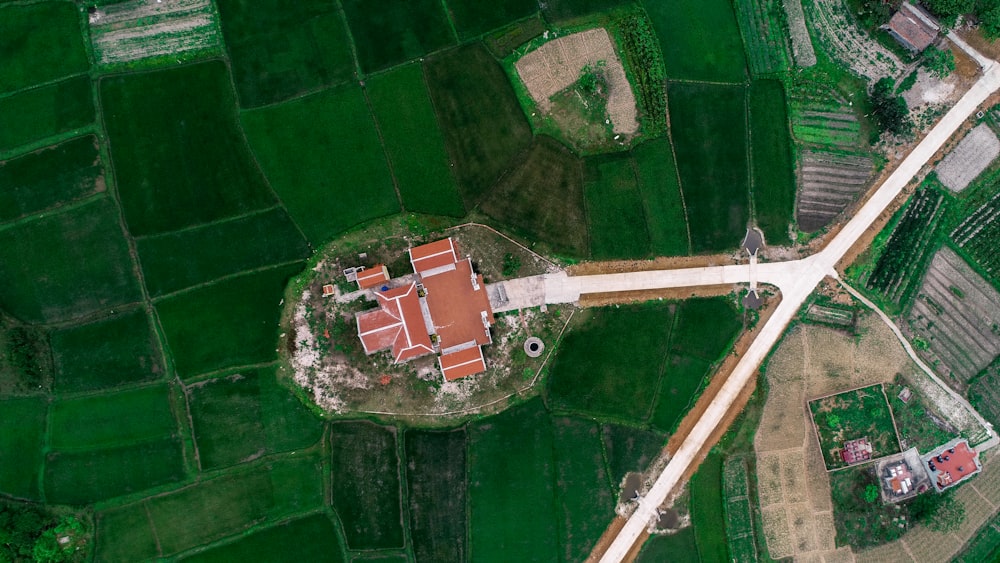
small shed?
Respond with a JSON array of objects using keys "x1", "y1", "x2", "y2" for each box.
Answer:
[{"x1": 886, "y1": 3, "x2": 940, "y2": 53}]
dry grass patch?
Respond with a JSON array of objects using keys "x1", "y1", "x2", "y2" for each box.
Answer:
[
  {"x1": 855, "y1": 541, "x2": 914, "y2": 563},
  {"x1": 757, "y1": 453, "x2": 784, "y2": 507},
  {"x1": 782, "y1": 450, "x2": 808, "y2": 504},
  {"x1": 762, "y1": 504, "x2": 794, "y2": 558},
  {"x1": 936, "y1": 123, "x2": 1000, "y2": 193},
  {"x1": 790, "y1": 502, "x2": 820, "y2": 553}
]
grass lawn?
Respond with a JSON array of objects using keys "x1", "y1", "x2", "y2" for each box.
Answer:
[
  {"x1": 632, "y1": 138, "x2": 690, "y2": 256},
  {"x1": 644, "y1": 0, "x2": 747, "y2": 83},
  {"x1": 446, "y1": 0, "x2": 538, "y2": 38},
  {"x1": 0, "y1": 2, "x2": 89, "y2": 94},
  {"x1": 602, "y1": 423, "x2": 667, "y2": 487},
  {"x1": 809, "y1": 384, "x2": 901, "y2": 469},
  {"x1": 468, "y1": 397, "x2": 559, "y2": 562},
  {"x1": 749, "y1": 79, "x2": 795, "y2": 245},
  {"x1": 156, "y1": 263, "x2": 303, "y2": 378},
  {"x1": 585, "y1": 154, "x2": 651, "y2": 259},
  {"x1": 216, "y1": 0, "x2": 355, "y2": 107},
  {"x1": 366, "y1": 63, "x2": 464, "y2": 217},
  {"x1": 668, "y1": 82, "x2": 750, "y2": 253},
  {"x1": 241, "y1": 84, "x2": 399, "y2": 245},
  {"x1": 0, "y1": 397, "x2": 46, "y2": 500},
  {"x1": 0, "y1": 135, "x2": 102, "y2": 223},
  {"x1": 0, "y1": 77, "x2": 94, "y2": 154},
  {"x1": 341, "y1": 0, "x2": 454, "y2": 73},
  {"x1": 50, "y1": 307, "x2": 163, "y2": 394},
  {"x1": 136, "y1": 207, "x2": 310, "y2": 297},
  {"x1": 552, "y1": 416, "x2": 615, "y2": 561},
  {"x1": 424, "y1": 43, "x2": 532, "y2": 206},
  {"x1": 48, "y1": 384, "x2": 178, "y2": 451},
  {"x1": 479, "y1": 135, "x2": 588, "y2": 257},
  {"x1": 101, "y1": 61, "x2": 276, "y2": 236},
  {"x1": 404, "y1": 428, "x2": 467, "y2": 562},
  {"x1": 328, "y1": 422, "x2": 404, "y2": 550},
  {"x1": 180, "y1": 513, "x2": 346, "y2": 562},
  {"x1": 0, "y1": 197, "x2": 141, "y2": 324}
]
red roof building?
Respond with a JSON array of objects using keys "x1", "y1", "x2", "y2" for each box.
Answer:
[
  {"x1": 409, "y1": 238, "x2": 458, "y2": 276},
  {"x1": 439, "y1": 346, "x2": 488, "y2": 381},
  {"x1": 926, "y1": 439, "x2": 981, "y2": 492},
  {"x1": 356, "y1": 264, "x2": 390, "y2": 289},
  {"x1": 841, "y1": 438, "x2": 873, "y2": 465},
  {"x1": 356, "y1": 283, "x2": 434, "y2": 363},
  {"x1": 886, "y1": 3, "x2": 939, "y2": 53}
]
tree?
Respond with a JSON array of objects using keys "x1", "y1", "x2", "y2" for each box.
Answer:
[
  {"x1": 827, "y1": 414, "x2": 841, "y2": 429},
  {"x1": 922, "y1": 0, "x2": 976, "y2": 24},
  {"x1": 923, "y1": 46, "x2": 956, "y2": 78},
  {"x1": 865, "y1": 483, "x2": 881, "y2": 503},
  {"x1": 870, "y1": 78, "x2": 909, "y2": 136},
  {"x1": 981, "y1": 5, "x2": 1000, "y2": 39}
]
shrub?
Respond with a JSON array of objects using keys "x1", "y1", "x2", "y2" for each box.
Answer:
[
  {"x1": 870, "y1": 78, "x2": 909, "y2": 136},
  {"x1": 923, "y1": 46, "x2": 955, "y2": 78}
]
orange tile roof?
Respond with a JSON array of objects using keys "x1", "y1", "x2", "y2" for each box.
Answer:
[
  {"x1": 409, "y1": 238, "x2": 458, "y2": 275},
  {"x1": 356, "y1": 283, "x2": 433, "y2": 363},
  {"x1": 887, "y1": 5, "x2": 938, "y2": 52},
  {"x1": 929, "y1": 441, "x2": 980, "y2": 490},
  {"x1": 356, "y1": 264, "x2": 390, "y2": 289},
  {"x1": 439, "y1": 346, "x2": 487, "y2": 380},
  {"x1": 423, "y1": 258, "x2": 494, "y2": 351}
]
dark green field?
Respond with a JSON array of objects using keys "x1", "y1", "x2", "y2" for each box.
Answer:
[
  {"x1": 48, "y1": 384, "x2": 177, "y2": 451},
  {"x1": 404, "y1": 429, "x2": 467, "y2": 562},
  {"x1": 669, "y1": 298, "x2": 742, "y2": 361},
  {"x1": 424, "y1": 43, "x2": 532, "y2": 205},
  {"x1": 0, "y1": 77, "x2": 95, "y2": 154},
  {"x1": 367, "y1": 64, "x2": 465, "y2": 217},
  {"x1": 155, "y1": 263, "x2": 302, "y2": 378},
  {"x1": 749, "y1": 79, "x2": 795, "y2": 245},
  {"x1": 632, "y1": 138, "x2": 690, "y2": 256},
  {"x1": 241, "y1": 84, "x2": 399, "y2": 244},
  {"x1": 101, "y1": 61, "x2": 276, "y2": 236},
  {"x1": 50, "y1": 307, "x2": 163, "y2": 394},
  {"x1": 585, "y1": 154, "x2": 652, "y2": 259},
  {"x1": 0, "y1": 197, "x2": 141, "y2": 323},
  {"x1": 341, "y1": 0, "x2": 455, "y2": 73},
  {"x1": 689, "y1": 451, "x2": 728, "y2": 563},
  {"x1": 136, "y1": 207, "x2": 310, "y2": 297},
  {"x1": 543, "y1": 0, "x2": 636, "y2": 23},
  {"x1": 637, "y1": 526, "x2": 700, "y2": 562},
  {"x1": 216, "y1": 0, "x2": 356, "y2": 108},
  {"x1": 0, "y1": 2, "x2": 89, "y2": 94},
  {"x1": 95, "y1": 503, "x2": 160, "y2": 562},
  {"x1": 188, "y1": 367, "x2": 322, "y2": 469},
  {"x1": 446, "y1": 0, "x2": 538, "y2": 38},
  {"x1": 644, "y1": 0, "x2": 747, "y2": 83},
  {"x1": 0, "y1": 136, "x2": 102, "y2": 223},
  {"x1": 329, "y1": 422, "x2": 404, "y2": 550},
  {"x1": 0, "y1": 397, "x2": 46, "y2": 500},
  {"x1": 602, "y1": 423, "x2": 666, "y2": 487},
  {"x1": 668, "y1": 82, "x2": 750, "y2": 253},
  {"x1": 181, "y1": 513, "x2": 345, "y2": 562},
  {"x1": 468, "y1": 398, "x2": 559, "y2": 562},
  {"x1": 479, "y1": 136, "x2": 588, "y2": 256},
  {"x1": 552, "y1": 416, "x2": 615, "y2": 561}
]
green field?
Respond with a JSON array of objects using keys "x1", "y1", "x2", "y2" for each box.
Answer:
[
  {"x1": 447, "y1": 0, "x2": 538, "y2": 38},
  {"x1": 602, "y1": 423, "x2": 666, "y2": 487},
  {"x1": 0, "y1": 2, "x2": 89, "y2": 94},
  {"x1": 479, "y1": 136, "x2": 588, "y2": 256},
  {"x1": 0, "y1": 197, "x2": 141, "y2": 323},
  {"x1": 0, "y1": 77, "x2": 95, "y2": 154},
  {"x1": 366, "y1": 64, "x2": 465, "y2": 217},
  {"x1": 329, "y1": 422, "x2": 404, "y2": 550},
  {"x1": 669, "y1": 298, "x2": 742, "y2": 362},
  {"x1": 552, "y1": 416, "x2": 615, "y2": 561},
  {"x1": 585, "y1": 154, "x2": 652, "y2": 259},
  {"x1": 241, "y1": 84, "x2": 399, "y2": 244},
  {"x1": 404, "y1": 429, "x2": 467, "y2": 562},
  {"x1": 749, "y1": 79, "x2": 795, "y2": 245},
  {"x1": 722, "y1": 457, "x2": 757, "y2": 562},
  {"x1": 637, "y1": 526, "x2": 700, "y2": 563},
  {"x1": 0, "y1": 397, "x2": 46, "y2": 500},
  {"x1": 690, "y1": 451, "x2": 727, "y2": 563},
  {"x1": 50, "y1": 307, "x2": 163, "y2": 394},
  {"x1": 181, "y1": 513, "x2": 346, "y2": 562},
  {"x1": 101, "y1": 61, "x2": 276, "y2": 236},
  {"x1": 632, "y1": 138, "x2": 690, "y2": 256},
  {"x1": 136, "y1": 207, "x2": 310, "y2": 297},
  {"x1": 644, "y1": 0, "x2": 747, "y2": 82},
  {"x1": 809, "y1": 384, "x2": 900, "y2": 469},
  {"x1": 424, "y1": 43, "x2": 532, "y2": 205},
  {"x1": 668, "y1": 82, "x2": 750, "y2": 253},
  {"x1": 542, "y1": 0, "x2": 635, "y2": 23},
  {"x1": 95, "y1": 503, "x2": 161, "y2": 562},
  {"x1": 341, "y1": 0, "x2": 455, "y2": 73},
  {"x1": 468, "y1": 398, "x2": 559, "y2": 562},
  {"x1": 156, "y1": 263, "x2": 303, "y2": 378},
  {"x1": 187, "y1": 367, "x2": 322, "y2": 469},
  {"x1": 48, "y1": 384, "x2": 177, "y2": 451},
  {"x1": 216, "y1": 0, "x2": 356, "y2": 108},
  {"x1": 0, "y1": 136, "x2": 102, "y2": 223}
]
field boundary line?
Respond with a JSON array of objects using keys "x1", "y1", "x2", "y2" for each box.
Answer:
[
  {"x1": 0, "y1": 71, "x2": 91, "y2": 101},
  {"x1": 446, "y1": 221, "x2": 559, "y2": 268},
  {"x1": 360, "y1": 82, "x2": 406, "y2": 211},
  {"x1": 666, "y1": 77, "x2": 747, "y2": 87},
  {"x1": 970, "y1": 482, "x2": 998, "y2": 510},
  {"x1": 438, "y1": 0, "x2": 459, "y2": 43},
  {"x1": 143, "y1": 500, "x2": 164, "y2": 557},
  {"x1": 150, "y1": 259, "x2": 305, "y2": 303},
  {"x1": 181, "y1": 360, "x2": 281, "y2": 387},
  {"x1": 0, "y1": 192, "x2": 106, "y2": 234},
  {"x1": 744, "y1": 85, "x2": 756, "y2": 224},
  {"x1": 661, "y1": 116, "x2": 693, "y2": 254},
  {"x1": 334, "y1": 0, "x2": 365, "y2": 80},
  {"x1": 51, "y1": 378, "x2": 167, "y2": 402},
  {"x1": 132, "y1": 205, "x2": 282, "y2": 241},
  {"x1": 0, "y1": 126, "x2": 99, "y2": 162},
  {"x1": 881, "y1": 383, "x2": 906, "y2": 452}
]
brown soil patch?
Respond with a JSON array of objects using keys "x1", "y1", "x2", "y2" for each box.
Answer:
[
  {"x1": 568, "y1": 253, "x2": 740, "y2": 276},
  {"x1": 578, "y1": 284, "x2": 736, "y2": 307},
  {"x1": 957, "y1": 28, "x2": 1000, "y2": 61}
]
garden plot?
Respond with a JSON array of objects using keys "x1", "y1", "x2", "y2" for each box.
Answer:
[
  {"x1": 953, "y1": 190, "x2": 1000, "y2": 281},
  {"x1": 514, "y1": 28, "x2": 638, "y2": 135},
  {"x1": 936, "y1": 123, "x2": 1000, "y2": 193},
  {"x1": 907, "y1": 247, "x2": 1000, "y2": 386},
  {"x1": 89, "y1": 0, "x2": 221, "y2": 66},
  {"x1": 804, "y1": 0, "x2": 901, "y2": 81},
  {"x1": 734, "y1": 0, "x2": 791, "y2": 76},
  {"x1": 782, "y1": 0, "x2": 816, "y2": 67},
  {"x1": 791, "y1": 103, "x2": 862, "y2": 147},
  {"x1": 808, "y1": 384, "x2": 901, "y2": 470},
  {"x1": 796, "y1": 150, "x2": 874, "y2": 232}
]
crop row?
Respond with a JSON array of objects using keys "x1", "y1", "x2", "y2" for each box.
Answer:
[
  {"x1": 615, "y1": 12, "x2": 667, "y2": 136},
  {"x1": 952, "y1": 189, "x2": 1000, "y2": 280},
  {"x1": 867, "y1": 188, "x2": 945, "y2": 302},
  {"x1": 734, "y1": 0, "x2": 790, "y2": 76},
  {"x1": 722, "y1": 457, "x2": 758, "y2": 562}
]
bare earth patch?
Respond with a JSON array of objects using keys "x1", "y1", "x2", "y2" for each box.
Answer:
[
  {"x1": 935, "y1": 123, "x2": 1000, "y2": 192},
  {"x1": 88, "y1": 0, "x2": 221, "y2": 66}
]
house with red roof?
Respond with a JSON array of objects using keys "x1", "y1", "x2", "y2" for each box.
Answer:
[
  {"x1": 886, "y1": 3, "x2": 939, "y2": 53},
  {"x1": 924, "y1": 439, "x2": 981, "y2": 492}
]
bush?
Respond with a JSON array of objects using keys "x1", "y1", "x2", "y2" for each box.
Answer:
[
  {"x1": 502, "y1": 253, "x2": 522, "y2": 277},
  {"x1": 923, "y1": 46, "x2": 955, "y2": 78},
  {"x1": 615, "y1": 12, "x2": 667, "y2": 136},
  {"x1": 870, "y1": 78, "x2": 909, "y2": 136}
]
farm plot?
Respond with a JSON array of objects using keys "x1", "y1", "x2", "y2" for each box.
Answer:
[
  {"x1": 88, "y1": 0, "x2": 222, "y2": 67},
  {"x1": 723, "y1": 457, "x2": 758, "y2": 562},
  {"x1": 542, "y1": 0, "x2": 633, "y2": 23},
  {"x1": 952, "y1": 187, "x2": 1000, "y2": 283},
  {"x1": 478, "y1": 136, "x2": 588, "y2": 257},
  {"x1": 885, "y1": 378, "x2": 954, "y2": 454},
  {"x1": 187, "y1": 367, "x2": 323, "y2": 470},
  {"x1": 0, "y1": 135, "x2": 103, "y2": 223},
  {"x1": 584, "y1": 154, "x2": 651, "y2": 259},
  {"x1": 0, "y1": 197, "x2": 141, "y2": 324},
  {"x1": 796, "y1": 150, "x2": 874, "y2": 232},
  {"x1": 790, "y1": 95, "x2": 864, "y2": 148},
  {"x1": 241, "y1": 84, "x2": 399, "y2": 245},
  {"x1": 632, "y1": 138, "x2": 690, "y2": 256},
  {"x1": 749, "y1": 79, "x2": 795, "y2": 245},
  {"x1": 484, "y1": 15, "x2": 545, "y2": 57},
  {"x1": 341, "y1": 0, "x2": 454, "y2": 73},
  {"x1": 970, "y1": 359, "x2": 1000, "y2": 428},
  {"x1": 48, "y1": 384, "x2": 178, "y2": 452},
  {"x1": 101, "y1": 61, "x2": 276, "y2": 236},
  {"x1": 0, "y1": 2, "x2": 89, "y2": 94},
  {"x1": 217, "y1": 0, "x2": 355, "y2": 108},
  {"x1": 907, "y1": 247, "x2": 1000, "y2": 386},
  {"x1": 447, "y1": 0, "x2": 538, "y2": 38},
  {"x1": 95, "y1": 503, "x2": 160, "y2": 562},
  {"x1": 404, "y1": 429, "x2": 467, "y2": 563},
  {"x1": 937, "y1": 123, "x2": 1000, "y2": 193},
  {"x1": 156, "y1": 263, "x2": 303, "y2": 378},
  {"x1": 0, "y1": 77, "x2": 95, "y2": 155},
  {"x1": 601, "y1": 423, "x2": 666, "y2": 487},
  {"x1": 180, "y1": 513, "x2": 345, "y2": 562},
  {"x1": 644, "y1": 0, "x2": 747, "y2": 83},
  {"x1": 424, "y1": 43, "x2": 532, "y2": 206},
  {"x1": 329, "y1": 422, "x2": 404, "y2": 550},
  {"x1": 668, "y1": 82, "x2": 750, "y2": 252},
  {"x1": 135, "y1": 207, "x2": 310, "y2": 297},
  {"x1": 366, "y1": 63, "x2": 464, "y2": 217},
  {"x1": 50, "y1": 307, "x2": 162, "y2": 394},
  {"x1": 0, "y1": 319, "x2": 50, "y2": 395},
  {"x1": 734, "y1": 0, "x2": 791, "y2": 76},
  {"x1": 690, "y1": 452, "x2": 728, "y2": 562},
  {"x1": 637, "y1": 528, "x2": 699, "y2": 563},
  {"x1": 0, "y1": 397, "x2": 46, "y2": 500},
  {"x1": 803, "y1": 0, "x2": 901, "y2": 81},
  {"x1": 808, "y1": 384, "x2": 900, "y2": 469}
]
